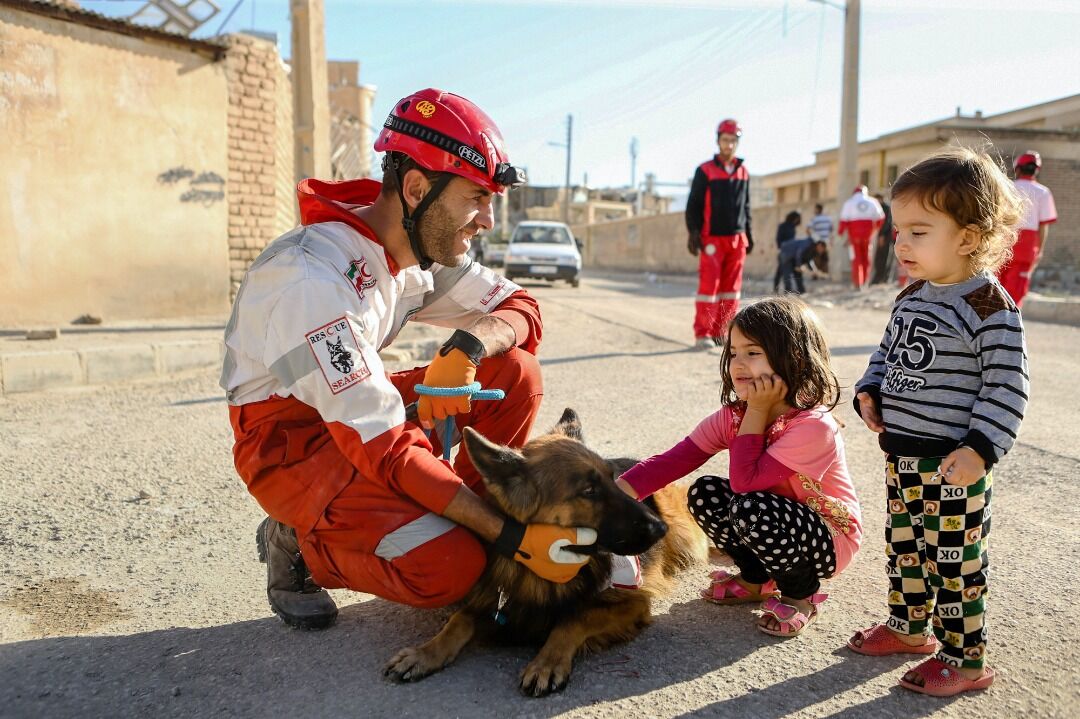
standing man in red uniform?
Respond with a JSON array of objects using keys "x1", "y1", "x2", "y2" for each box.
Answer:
[
  {"x1": 998, "y1": 150, "x2": 1057, "y2": 307},
  {"x1": 838, "y1": 185, "x2": 885, "y2": 290},
  {"x1": 686, "y1": 118, "x2": 754, "y2": 348},
  {"x1": 221, "y1": 89, "x2": 595, "y2": 630}
]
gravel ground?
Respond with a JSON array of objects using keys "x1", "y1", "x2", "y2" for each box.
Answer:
[{"x1": 1, "y1": 273, "x2": 1077, "y2": 718}]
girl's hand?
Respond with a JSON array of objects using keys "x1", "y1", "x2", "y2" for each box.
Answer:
[
  {"x1": 615, "y1": 477, "x2": 639, "y2": 500},
  {"x1": 856, "y1": 391, "x2": 884, "y2": 433},
  {"x1": 745, "y1": 374, "x2": 788, "y2": 414},
  {"x1": 938, "y1": 447, "x2": 987, "y2": 487}
]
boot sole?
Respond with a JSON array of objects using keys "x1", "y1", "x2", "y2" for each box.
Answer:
[{"x1": 255, "y1": 522, "x2": 338, "y2": 631}]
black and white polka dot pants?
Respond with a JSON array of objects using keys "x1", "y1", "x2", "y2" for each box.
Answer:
[{"x1": 687, "y1": 475, "x2": 838, "y2": 599}]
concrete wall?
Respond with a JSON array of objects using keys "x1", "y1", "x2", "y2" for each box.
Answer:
[
  {"x1": 573, "y1": 212, "x2": 774, "y2": 279},
  {"x1": 0, "y1": 6, "x2": 230, "y2": 325}
]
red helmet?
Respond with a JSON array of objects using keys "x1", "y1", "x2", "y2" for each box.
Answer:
[
  {"x1": 1013, "y1": 150, "x2": 1041, "y2": 172},
  {"x1": 375, "y1": 88, "x2": 525, "y2": 194},
  {"x1": 717, "y1": 118, "x2": 742, "y2": 138}
]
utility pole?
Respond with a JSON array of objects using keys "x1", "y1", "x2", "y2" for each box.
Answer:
[
  {"x1": 563, "y1": 115, "x2": 572, "y2": 225},
  {"x1": 630, "y1": 137, "x2": 638, "y2": 189},
  {"x1": 290, "y1": 0, "x2": 331, "y2": 180},
  {"x1": 499, "y1": 192, "x2": 509, "y2": 240},
  {"x1": 811, "y1": 0, "x2": 859, "y2": 281},
  {"x1": 835, "y1": 0, "x2": 861, "y2": 283},
  {"x1": 547, "y1": 114, "x2": 573, "y2": 224}
]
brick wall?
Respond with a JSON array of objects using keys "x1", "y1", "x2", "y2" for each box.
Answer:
[
  {"x1": 225, "y1": 34, "x2": 296, "y2": 298},
  {"x1": 1038, "y1": 159, "x2": 1080, "y2": 274}
]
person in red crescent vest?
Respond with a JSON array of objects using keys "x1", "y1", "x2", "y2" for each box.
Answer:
[
  {"x1": 686, "y1": 118, "x2": 754, "y2": 349},
  {"x1": 997, "y1": 150, "x2": 1057, "y2": 307},
  {"x1": 837, "y1": 185, "x2": 885, "y2": 290},
  {"x1": 221, "y1": 89, "x2": 597, "y2": 629}
]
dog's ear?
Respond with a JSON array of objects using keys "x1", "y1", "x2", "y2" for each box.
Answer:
[
  {"x1": 608, "y1": 457, "x2": 637, "y2": 478},
  {"x1": 550, "y1": 407, "x2": 584, "y2": 442},
  {"x1": 462, "y1": 427, "x2": 540, "y2": 518}
]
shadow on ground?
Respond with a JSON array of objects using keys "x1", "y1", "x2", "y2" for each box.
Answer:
[{"x1": 0, "y1": 592, "x2": 875, "y2": 719}]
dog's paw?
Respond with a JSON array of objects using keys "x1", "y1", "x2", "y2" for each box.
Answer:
[
  {"x1": 519, "y1": 656, "x2": 572, "y2": 697},
  {"x1": 383, "y1": 647, "x2": 445, "y2": 683}
]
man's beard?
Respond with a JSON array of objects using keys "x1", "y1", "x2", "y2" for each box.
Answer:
[{"x1": 417, "y1": 198, "x2": 471, "y2": 267}]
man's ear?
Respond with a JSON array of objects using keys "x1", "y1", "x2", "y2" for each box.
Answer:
[
  {"x1": 462, "y1": 427, "x2": 539, "y2": 518},
  {"x1": 550, "y1": 407, "x2": 584, "y2": 442},
  {"x1": 400, "y1": 168, "x2": 431, "y2": 211}
]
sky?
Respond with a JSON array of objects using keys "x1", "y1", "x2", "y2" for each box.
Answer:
[{"x1": 85, "y1": 0, "x2": 1080, "y2": 201}]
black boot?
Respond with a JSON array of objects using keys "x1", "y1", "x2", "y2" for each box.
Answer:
[{"x1": 256, "y1": 517, "x2": 338, "y2": 630}]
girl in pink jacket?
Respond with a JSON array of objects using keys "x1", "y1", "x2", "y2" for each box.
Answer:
[{"x1": 618, "y1": 297, "x2": 861, "y2": 637}]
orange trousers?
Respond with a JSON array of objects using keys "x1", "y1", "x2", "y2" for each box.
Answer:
[
  {"x1": 997, "y1": 229, "x2": 1040, "y2": 307},
  {"x1": 694, "y1": 233, "x2": 747, "y2": 339},
  {"x1": 848, "y1": 229, "x2": 873, "y2": 288},
  {"x1": 236, "y1": 348, "x2": 543, "y2": 608}
]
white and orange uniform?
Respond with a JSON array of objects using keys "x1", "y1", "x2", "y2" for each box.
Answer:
[
  {"x1": 998, "y1": 176, "x2": 1056, "y2": 306},
  {"x1": 221, "y1": 178, "x2": 544, "y2": 608},
  {"x1": 838, "y1": 189, "x2": 885, "y2": 289}
]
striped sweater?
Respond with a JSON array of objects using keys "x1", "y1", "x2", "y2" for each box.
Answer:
[{"x1": 855, "y1": 274, "x2": 1028, "y2": 466}]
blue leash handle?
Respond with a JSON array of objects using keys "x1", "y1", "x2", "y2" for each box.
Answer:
[{"x1": 414, "y1": 383, "x2": 506, "y2": 460}]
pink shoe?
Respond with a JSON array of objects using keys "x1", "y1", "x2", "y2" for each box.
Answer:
[
  {"x1": 700, "y1": 570, "x2": 779, "y2": 605},
  {"x1": 848, "y1": 623, "x2": 937, "y2": 656},
  {"x1": 898, "y1": 658, "x2": 995, "y2": 697},
  {"x1": 757, "y1": 593, "x2": 828, "y2": 637}
]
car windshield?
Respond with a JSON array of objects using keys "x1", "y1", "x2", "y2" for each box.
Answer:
[{"x1": 512, "y1": 227, "x2": 572, "y2": 245}]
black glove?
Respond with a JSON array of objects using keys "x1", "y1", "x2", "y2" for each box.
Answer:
[{"x1": 687, "y1": 231, "x2": 701, "y2": 257}]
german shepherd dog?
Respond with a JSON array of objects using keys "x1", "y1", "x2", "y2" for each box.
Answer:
[{"x1": 384, "y1": 409, "x2": 709, "y2": 696}]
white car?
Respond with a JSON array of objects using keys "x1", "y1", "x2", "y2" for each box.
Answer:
[
  {"x1": 503, "y1": 221, "x2": 582, "y2": 288},
  {"x1": 467, "y1": 237, "x2": 507, "y2": 266}
]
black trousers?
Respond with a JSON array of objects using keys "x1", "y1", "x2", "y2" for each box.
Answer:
[
  {"x1": 688, "y1": 475, "x2": 836, "y2": 599},
  {"x1": 870, "y1": 234, "x2": 894, "y2": 284}
]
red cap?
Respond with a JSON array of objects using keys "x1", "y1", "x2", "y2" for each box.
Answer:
[
  {"x1": 1013, "y1": 150, "x2": 1041, "y2": 172},
  {"x1": 853, "y1": 184, "x2": 868, "y2": 194},
  {"x1": 717, "y1": 118, "x2": 742, "y2": 138},
  {"x1": 375, "y1": 88, "x2": 525, "y2": 193}
]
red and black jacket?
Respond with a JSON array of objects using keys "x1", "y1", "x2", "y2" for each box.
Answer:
[{"x1": 686, "y1": 156, "x2": 753, "y2": 248}]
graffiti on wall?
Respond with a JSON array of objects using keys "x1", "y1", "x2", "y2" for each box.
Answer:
[{"x1": 158, "y1": 166, "x2": 225, "y2": 205}]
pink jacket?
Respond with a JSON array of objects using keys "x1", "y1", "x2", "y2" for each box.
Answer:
[{"x1": 622, "y1": 405, "x2": 862, "y2": 574}]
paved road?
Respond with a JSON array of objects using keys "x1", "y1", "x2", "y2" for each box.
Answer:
[{"x1": 1, "y1": 274, "x2": 1077, "y2": 718}]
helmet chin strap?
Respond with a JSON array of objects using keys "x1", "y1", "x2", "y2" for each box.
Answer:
[{"x1": 385, "y1": 154, "x2": 454, "y2": 271}]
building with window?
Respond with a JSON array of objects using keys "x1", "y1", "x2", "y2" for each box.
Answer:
[{"x1": 755, "y1": 94, "x2": 1080, "y2": 272}]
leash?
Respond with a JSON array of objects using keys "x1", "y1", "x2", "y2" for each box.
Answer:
[{"x1": 413, "y1": 382, "x2": 505, "y2": 460}]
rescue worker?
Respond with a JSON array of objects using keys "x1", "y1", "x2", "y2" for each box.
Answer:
[
  {"x1": 686, "y1": 118, "x2": 754, "y2": 348},
  {"x1": 221, "y1": 89, "x2": 595, "y2": 630},
  {"x1": 998, "y1": 150, "x2": 1057, "y2": 306},
  {"x1": 837, "y1": 185, "x2": 885, "y2": 289}
]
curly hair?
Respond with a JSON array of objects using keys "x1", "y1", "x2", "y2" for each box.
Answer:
[
  {"x1": 890, "y1": 146, "x2": 1026, "y2": 274},
  {"x1": 718, "y1": 297, "x2": 841, "y2": 411}
]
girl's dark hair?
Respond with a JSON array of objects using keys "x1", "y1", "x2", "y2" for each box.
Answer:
[
  {"x1": 890, "y1": 146, "x2": 1025, "y2": 273},
  {"x1": 784, "y1": 211, "x2": 802, "y2": 225},
  {"x1": 719, "y1": 297, "x2": 840, "y2": 411}
]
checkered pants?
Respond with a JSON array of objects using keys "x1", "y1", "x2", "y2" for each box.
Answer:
[{"x1": 884, "y1": 455, "x2": 992, "y2": 670}]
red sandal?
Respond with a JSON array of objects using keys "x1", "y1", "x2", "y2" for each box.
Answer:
[
  {"x1": 847, "y1": 623, "x2": 937, "y2": 656},
  {"x1": 898, "y1": 657, "x2": 995, "y2": 697},
  {"x1": 700, "y1": 570, "x2": 779, "y2": 605},
  {"x1": 757, "y1": 593, "x2": 828, "y2": 637}
]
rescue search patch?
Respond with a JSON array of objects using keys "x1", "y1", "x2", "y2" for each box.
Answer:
[{"x1": 306, "y1": 316, "x2": 370, "y2": 394}]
